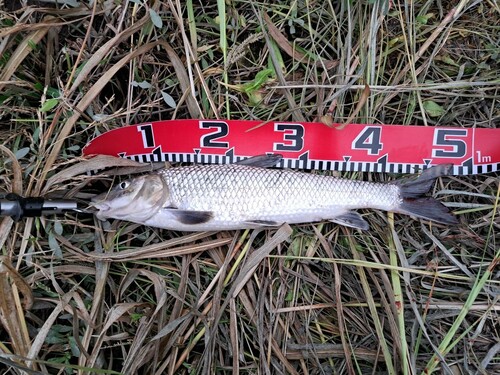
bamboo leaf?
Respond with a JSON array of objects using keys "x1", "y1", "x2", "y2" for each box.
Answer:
[
  {"x1": 40, "y1": 98, "x2": 59, "y2": 112},
  {"x1": 423, "y1": 100, "x2": 445, "y2": 117},
  {"x1": 149, "y1": 9, "x2": 163, "y2": 28}
]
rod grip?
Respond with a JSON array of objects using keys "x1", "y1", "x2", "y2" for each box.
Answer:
[{"x1": 0, "y1": 194, "x2": 78, "y2": 220}]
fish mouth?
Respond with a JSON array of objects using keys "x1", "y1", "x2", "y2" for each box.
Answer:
[
  {"x1": 91, "y1": 202, "x2": 110, "y2": 211},
  {"x1": 91, "y1": 192, "x2": 108, "y2": 203},
  {"x1": 90, "y1": 203, "x2": 110, "y2": 221},
  {"x1": 90, "y1": 192, "x2": 113, "y2": 207},
  {"x1": 89, "y1": 195, "x2": 111, "y2": 218}
]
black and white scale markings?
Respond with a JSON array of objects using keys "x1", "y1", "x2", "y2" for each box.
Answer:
[{"x1": 122, "y1": 152, "x2": 500, "y2": 176}]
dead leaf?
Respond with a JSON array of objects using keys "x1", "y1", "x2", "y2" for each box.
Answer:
[
  {"x1": 336, "y1": 84, "x2": 371, "y2": 130},
  {"x1": 43, "y1": 156, "x2": 145, "y2": 193},
  {"x1": 232, "y1": 224, "x2": 293, "y2": 297},
  {"x1": 263, "y1": 13, "x2": 338, "y2": 69},
  {"x1": 0, "y1": 16, "x2": 58, "y2": 92}
]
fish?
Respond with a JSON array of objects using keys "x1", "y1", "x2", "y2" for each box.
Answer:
[{"x1": 91, "y1": 155, "x2": 458, "y2": 231}]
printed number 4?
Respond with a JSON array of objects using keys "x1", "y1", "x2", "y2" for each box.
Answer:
[{"x1": 352, "y1": 126, "x2": 383, "y2": 155}]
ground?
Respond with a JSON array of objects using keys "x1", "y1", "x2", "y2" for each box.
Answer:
[{"x1": 0, "y1": 0, "x2": 499, "y2": 374}]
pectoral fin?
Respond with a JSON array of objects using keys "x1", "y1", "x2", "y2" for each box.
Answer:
[
  {"x1": 330, "y1": 212, "x2": 369, "y2": 230},
  {"x1": 164, "y1": 208, "x2": 214, "y2": 225},
  {"x1": 235, "y1": 154, "x2": 283, "y2": 168}
]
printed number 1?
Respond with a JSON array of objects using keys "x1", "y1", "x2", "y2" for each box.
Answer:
[
  {"x1": 138, "y1": 124, "x2": 155, "y2": 148},
  {"x1": 352, "y1": 126, "x2": 383, "y2": 155}
]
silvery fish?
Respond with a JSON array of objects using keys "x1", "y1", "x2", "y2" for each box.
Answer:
[{"x1": 91, "y1": 155, "x2": 458, "y2": 231}]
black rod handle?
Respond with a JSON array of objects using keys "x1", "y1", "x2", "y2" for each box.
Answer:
[{"x1": 0, "y1": 194, "x2": 78, "y2": 220}]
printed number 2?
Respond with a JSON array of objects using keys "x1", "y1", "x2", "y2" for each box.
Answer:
[
  {"x1": 352, "y1": 126, "x2": 383, "y2": 155},
  {"x1": 432, "y1": 129, "x2": 467, "y2": 158},
  {"x1": 200, "y1": 121, "x2": 229, "y2": 148},
  {"x1": 273, "y1": 124, "x2": 304, "y2": 152}
]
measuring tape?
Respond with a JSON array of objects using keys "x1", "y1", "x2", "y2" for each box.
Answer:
[{"x1": 83, "y1": 120, "x2": 499, "y2": 175}]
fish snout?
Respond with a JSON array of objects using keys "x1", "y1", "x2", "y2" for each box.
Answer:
[{"x1": 89, "y1": 193, "x2": 113, "y2": 219}]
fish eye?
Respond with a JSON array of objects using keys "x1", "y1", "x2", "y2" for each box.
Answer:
[{"x1": 119, "y1": 181, "x2": 130, "y2": 189}]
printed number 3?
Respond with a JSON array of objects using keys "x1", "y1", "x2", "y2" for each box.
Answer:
[{"x1": 273, "y1": 124, "x2": 304, "y2": 152}]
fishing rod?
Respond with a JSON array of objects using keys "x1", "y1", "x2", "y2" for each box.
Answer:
[
  {"x1": 0, "y1": 193, "x2": 81, "y2": 221},
  {"x1": 3, "y1": 119, "x2": 499, "y2": 221}
]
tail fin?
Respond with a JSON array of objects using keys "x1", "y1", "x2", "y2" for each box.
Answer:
[{"x1": 396, "y1": 164, "x2": 458, "y2": 225}]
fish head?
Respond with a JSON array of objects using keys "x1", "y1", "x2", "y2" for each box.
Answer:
[{"x1": 91, "y1": 173, "x2": 168, "y2": 222}]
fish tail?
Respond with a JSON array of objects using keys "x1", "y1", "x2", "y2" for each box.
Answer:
[{"x1": 396, "y1": 164, "x2": 458, "y2": 225}]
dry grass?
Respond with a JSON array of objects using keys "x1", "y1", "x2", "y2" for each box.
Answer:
[{"x1": 0, "y1": 0, "x2": 499, "y2": 374}]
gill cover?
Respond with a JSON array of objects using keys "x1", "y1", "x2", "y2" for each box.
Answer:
[{"x1": 92, "y1": 173, "x2": 168, "y2": 222}]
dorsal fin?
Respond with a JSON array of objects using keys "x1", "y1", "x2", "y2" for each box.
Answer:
[{"x1": 235, "y1": 154, "x2": 283, "y2": 168}]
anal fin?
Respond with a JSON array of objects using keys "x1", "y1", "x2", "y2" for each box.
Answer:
[{"x1": 330, "y1": 211, "x2": 369, "y2": 230}]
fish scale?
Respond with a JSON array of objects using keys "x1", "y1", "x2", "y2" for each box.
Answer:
[
  {"x1": 92, "y1": 157, "x2": 457, "y2": 231},
  {"x1": 157, "y1": 165, "x2": 401, "y2": 227}
]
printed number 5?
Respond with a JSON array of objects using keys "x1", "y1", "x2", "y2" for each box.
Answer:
[{"x1": 432, "y1": 129, "x2": 467, "y2": 158}]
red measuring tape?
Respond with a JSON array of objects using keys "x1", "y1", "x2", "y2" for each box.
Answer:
[{"x1": 83, "y1": 120, "x2": 499, "y2": 175}]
